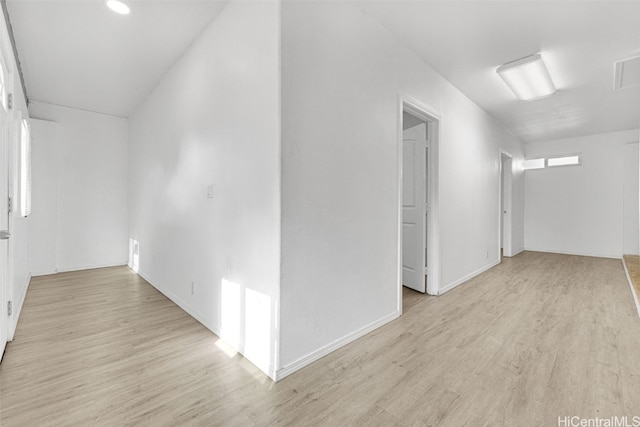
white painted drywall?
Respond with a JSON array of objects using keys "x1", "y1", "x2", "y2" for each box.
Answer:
[
  {"x1": 525, "y1": 129, "x2": 639, "y2": 258},
  {"x1": 127, "y1": 1, "x2": 280, "y2": 378},
  {"x1": 623, "y1": 142, "x2": 639, "y2": 255},
  {"x1": 28, "y1": 101, "x2": 128, "y2": 272},
  {"x1": 0, "y1": 5, "x2": 31, "y2": 340},
  {"x1": 279, "y1": 1, "x2": 525, "y2": 372},
  {"x1": 28, "y1": 119, "x2": 58, "y2": 275}
]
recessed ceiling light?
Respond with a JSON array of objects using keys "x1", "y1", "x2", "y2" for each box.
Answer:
[
  {"x1": 106, "y1": 0, "x2": 130, "y2": 15},
  {"x1": 497, "y1": 54, "x2": 556, "y2": 101}
]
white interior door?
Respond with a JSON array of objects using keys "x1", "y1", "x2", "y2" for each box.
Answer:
[
  {"x1": 500, "y1": 158, "x2": 506, "y2": 250},
  {"x1": 402, "y1": 123, "x2": 426, "y2": 292},
  {"x1": 0, "y1": 88, "x2": 8, "y2": 361},
  {"x1": 425, "y1": 144, "x2": 429, "y2": 271}
]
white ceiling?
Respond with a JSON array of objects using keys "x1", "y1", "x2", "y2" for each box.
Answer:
[
  {"x1": 5, "y1": 1, "x2": 640, "y2": 142},
  {"x1": 358, "y1": 0, "x2": 640, "y2": 143},
  {"x1": 6, "y1": 0, "x2": 228, "y2": 117}
]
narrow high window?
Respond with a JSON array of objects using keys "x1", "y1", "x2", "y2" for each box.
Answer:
[
  {"x1": 522, "y1": 158, "x2": 545, "y2": 170},
  {"x1": 19, "y1": 118, "x2": 31, "y2": 217},
  {"x1": 547, "y1": 155, "x2": 581, "y2": 167}
]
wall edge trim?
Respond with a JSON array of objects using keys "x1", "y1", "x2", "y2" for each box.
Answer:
[
  {"x1": 55, "y1": 261, "x2": 128, "y2": 273},
  {"x1": 523, "y1": 247, "x2": 620, "y2": 260},
  {"x1": 8, "y1": 272, "x2": 30, "y2": 341},
  {"x1": 134, "y1": 266, "x2": 277, "y2": 381},
  {"x1": 439, "y1": 259, "x2": 501, "y2": 295},
  {"x1": 275, "y1": 310, "x2": 400, "y2": 382}
]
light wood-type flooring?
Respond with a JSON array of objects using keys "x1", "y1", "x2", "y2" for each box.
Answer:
[{"x1": 1, "y1": 251, "x2": 639, "y2": 426}]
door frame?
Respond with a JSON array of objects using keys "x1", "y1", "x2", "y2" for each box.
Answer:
[
  {"x1": 398, "y1": 95, "x2": 440, "y2": 313},
  {"x1": 499, "y1": 149, "x2": 513, "y2": 259}
]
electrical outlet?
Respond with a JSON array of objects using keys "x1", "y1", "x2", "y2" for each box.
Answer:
[
  {"x1": 191, "y1": 281, "x2": 195, "y2": 295},
  {"x1": 485, "y1": 249, "x2": 489, "y2": 259},
  {"x1": 207, "y1": 184, "x2": 215, "y2": 199}
]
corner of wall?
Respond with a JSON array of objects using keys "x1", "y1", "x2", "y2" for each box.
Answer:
[{"x1": 8, "y1": 272, "x2": 30, "y2": 341}]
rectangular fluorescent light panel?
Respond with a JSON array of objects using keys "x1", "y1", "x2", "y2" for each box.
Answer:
[
  {"x1": 497, "y1": 54, "x2": 556, "y2": 101},
  {"x1": 522, "y1": 158, "x2": 545, "y2": 170},
  {"x1": 548, "y1": 155, "x2": 580, "y2": 167}
]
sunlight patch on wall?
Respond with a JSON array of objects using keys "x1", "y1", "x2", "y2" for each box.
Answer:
[
  {"x1": 220, "y1": 278, "x2": 243, "y2": 349},
  {"x1": 128, "y1": 238, "x2": 140, "y2": 272},
  {"x1": 244, "y1": 287, "x2": 272, "y2": 373},
  {"x1": 219, "y1": 278, "x2": 274, "y2": 378}
]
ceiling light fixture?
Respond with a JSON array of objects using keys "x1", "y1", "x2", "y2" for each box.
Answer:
[
  {"x1": 497, "y1": 54, "x2": 556, "y2": 101},
  {"x1": 106, "y1": 0, "x2": 130, "y2": 15}
]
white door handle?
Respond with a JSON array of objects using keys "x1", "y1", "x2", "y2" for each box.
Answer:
[{"x1": 0, "y1": 230, "x2": 10, "y2": 240}]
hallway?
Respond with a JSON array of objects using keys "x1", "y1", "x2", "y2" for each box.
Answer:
[{"x1": 1, "y1": 252, "x2": 639, "y2": 426}]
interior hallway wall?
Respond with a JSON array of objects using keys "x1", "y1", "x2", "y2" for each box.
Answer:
[
  {"x1": 279, "y1": 1, "x2": 525, "y2": 375},
  {"x1": 127, "y1": 1, "x2": 281, "y2": 378},
  {"x1": 1, "y1": 5, "x2": 31, "y2": 339},
  {"x1": 28, "y1": 119, "x2": 58, "y2": 275},
  {"x1": 623, "y1": 142, "x2": 639, "y2": 255},
  {"x1": 524, "y1": 129, "x2": 640, "y2": 258},
  {"x1": 28, "y1": 101, "x2": 128, "y2": 273}
]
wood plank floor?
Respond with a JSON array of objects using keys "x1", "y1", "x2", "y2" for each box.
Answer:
[{"x1": 1, "y1": 251, "x2": 639, "y2": 426}]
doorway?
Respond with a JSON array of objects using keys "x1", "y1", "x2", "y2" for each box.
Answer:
[
  {"x1": 402, "y1": 114, "x2": 427, "y2": 293},
  {"x1": 399, "y1": 98, "x2": 440, "y2": 309},
  {"x1": 499, "y1": 151, "x2": 513, "y2": 259}
]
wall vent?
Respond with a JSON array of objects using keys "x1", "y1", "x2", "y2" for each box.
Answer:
[{"x1": 614, "y1": 55, "x2": 640, "y2": 90}]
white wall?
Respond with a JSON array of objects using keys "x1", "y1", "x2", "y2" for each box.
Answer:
[
  {"x1": 525, "y1": 129, "x2": 640, "y2": 258},
  {"x1": 127, "y1": 1, "x2": 280, "y2": 378},
  {"x1": 623, "y1": 142, "x2": 639, "y2": 255},
  {"x1": 279, "y1": 1, "x2": 525, "y2": 374},
  {"x1": 1, "y1": 5, "x2": 31, "y2": 340},
  {"x1": 28, "y1": 119, "x2": 58, "y2": 275},
  {"x1": 28, "y1": 101, "x2": 128, "y2": 272}
]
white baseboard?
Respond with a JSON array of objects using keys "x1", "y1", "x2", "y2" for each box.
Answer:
[
  {"x1": 134, "y1": 268, "x2": 277, "y2": 380},
  {"x1": 508, "y1": 247, "x2": 525, "y2": 257},
  {"x1": 622, "y1": 258, "x2": 640, "y2": 319},
  {"x1": 275, "y1": 310, "x2": 400, "y2": 382},
  {"x1": 32, "y1": 261, "x2": 128, "y2": 277},
  {"x1": 439, "y1": 259, "x2": 501, "y2": 295},
  {"x1": 135, "y1": 268, "x2": 216, "y2": 331},
  {"x1": 8, "y1": 273, "x2": 31, "y2": 341},
  {"x1": 57, "y1": 260, "x2": 128, "y2": 273},
  {"x1": 524, "y1": 247, "x2": 620, "y2": 260},
  {"x1": 31, "y1": 269, "x2": 58, "y2": 277}
]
